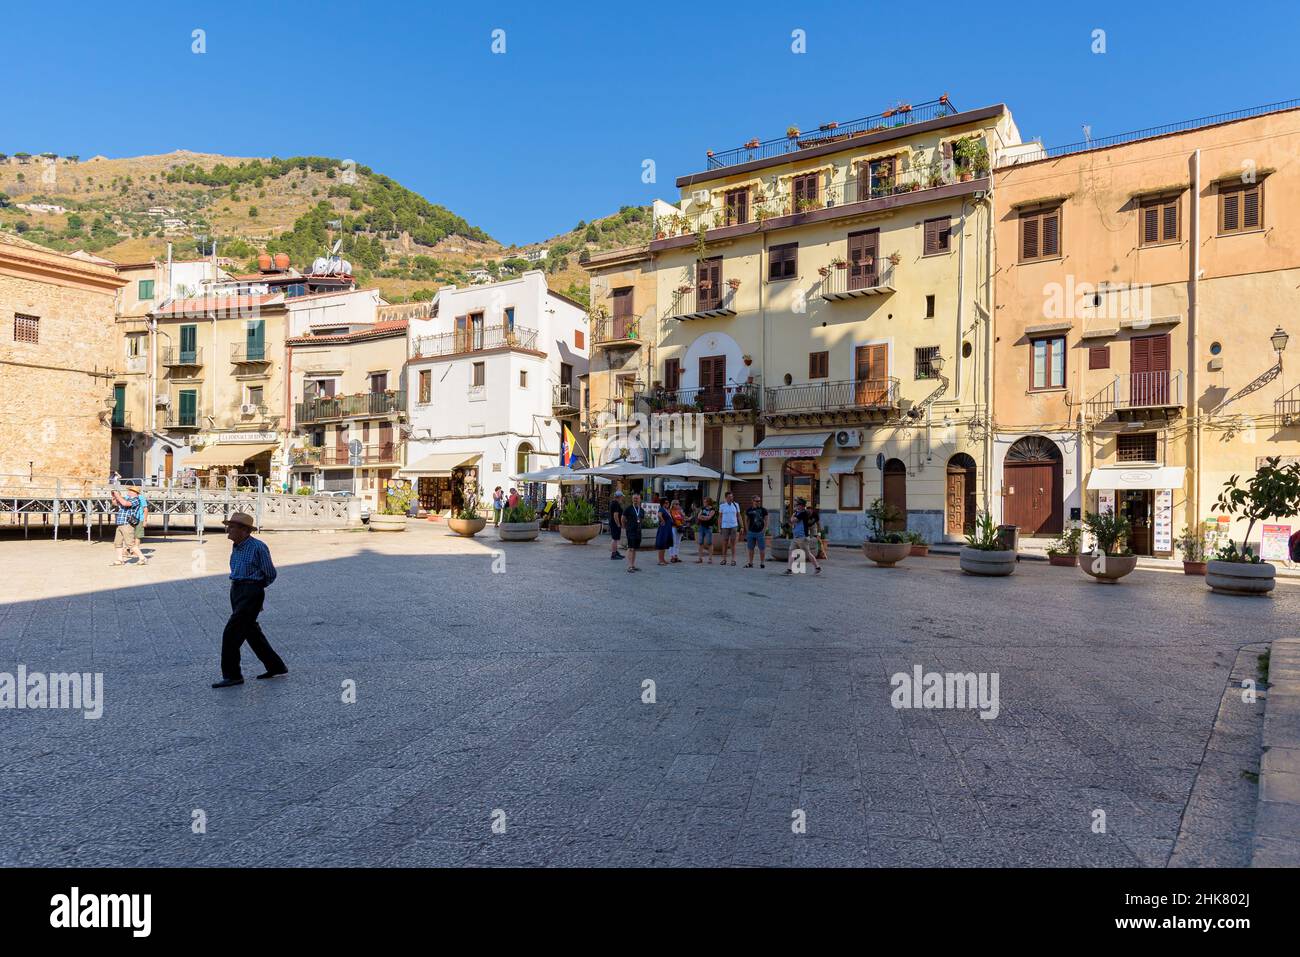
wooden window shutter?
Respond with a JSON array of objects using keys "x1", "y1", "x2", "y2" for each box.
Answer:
[
  {"x1": 1142, "y1": 205, "x2": 1159, "y2": 245},
  {"x1": 1041, "y1": 208, "x2": 1060, "y2": 257},
  {"x1": 1161, "y1": 200, "x2": 1178, "y2": 241},
  {"x1": 1088, "y1": 345, "x2": 1110, "y2": 369},
  {"x1": 1021, "y1": 215, "x2": 1039, "y2": 260},
  {"x1": 1243, "y1": 185, "x2": 1261, "y2": 229},
  {"x1": 1221, "y1": 189, "x2": 1240, "y2": 232},
  {"x1": 664, "y1": 358, "x2": 681, "y2": 392},
  {"x1": 924, "y1": 217, "x2": 950, "y2": 254}
]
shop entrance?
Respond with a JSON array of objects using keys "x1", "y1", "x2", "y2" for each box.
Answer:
[
  {"x1": 782, "y1": 458, "x2": 819, "y2": 523},
  {"x1": 1121, "y1": 489, "x2": 1154, "y2": 556}
]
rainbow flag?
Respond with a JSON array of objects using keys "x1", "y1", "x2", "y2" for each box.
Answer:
[{"x1": 561, "y1": 424, "x2": 576, "y2": 467}]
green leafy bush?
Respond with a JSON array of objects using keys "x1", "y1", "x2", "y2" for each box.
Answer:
[
  {"x1": 502, "y1": 503, "x2": 537, "y2": 524},
  {"x1": 1213, "y1": 456, "x2": 1300, "y2": 563},
  {"x1": 1083, "y1": 509, "x2": 1132, "y2": 556},
  {"x1": 964, "y1": 512, "x2": 1003, "y2": 551},
  {"x1": 1177, "y1": 525, "x2": 1207, "y2": 562},
  {"x1": 864, "y1": 498, "x2": 906, "y2": 544},
  {"x1": 1046, "y1": 526, "x2": 1081, "y2": 556},
  {"x1": 558, "y1": 498, "x2": 596, "y2": 525}
]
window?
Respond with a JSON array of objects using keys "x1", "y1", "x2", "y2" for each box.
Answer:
[
  {"x1": 1117, "y1": 432, "x2": 1157, "y2": 463},
  {"x1": 138, "y1": 279, "x2": 155, "y2": 300},
  {"x1": 696, "y1": 257, "x2": 722, "y2": 310},
  {"x1": 575, "y1": 329, "x2": 585, "y2": 349},
  {"x1": 246, "y1": 386, "x2": 263, "y2": 407},
  {"x1": 925, "y1": 294, "x2": 936, "y2": 318},
  {"x1": 724, "y1": 188, "x2": 749, "y2": 226},
  {"x1": 792, "y1": 173, "x2": 819, "y2": 210},
  {"x1": 664, "y1": 358, "x2": 681, "y2": 392},
  {"x1": 418, "y1": 369, "x2": 431, "y2": 404},
  {"x1": 369, "y1": 372, "x2": 388, "y2": 393},
  {"x1": 1019, "y1": 205, "x2": 1061, "y2": 262},
  {"x1": 14, "y1": 313, "x2": 38, "y2": 343},
  {"x1": 1219, "y1": 182, "x2": 1262, "y2": 234},
  {"x1": 1030, "y1": 336, "x2": 1067, "y2": 390},
  {"x1": 503, "y1": 306, "x2": 515, "y2": 330},
  {"x1": 1139, "y1": 194, "x2": 1180, "y2": 246},
  {"x1": 838, "y1": 472, "x2": 863, "y2": 511},
  {"x1": 859, "y1": 156, "x2": 897, "y2": 199},
  {"x1": 1089, "y1": 345, "x2": 1110, "y2": 369},
  {"x1": 516, "y1": 443, "x2": 533, "y2": 476},
  {"x1": 915, "y1": 346, "x2": 941, "y2": 380},
  {"x1": 519, "y1": 370, "x2": 528, "y2": 388},
  {"x1": 923, "y1": 217, "x2": 951, "y2": 255},
  {"x1": 768, "y1": 242, "x2": 798, "y2": 281},
  {"x1": 809, "y1": 351, "x2": 829, "y2": 379},
  {"x1": 472, "y1": 362, "x2": 485, "y2": 387}
]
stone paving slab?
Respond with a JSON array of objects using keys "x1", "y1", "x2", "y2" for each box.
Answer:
[
  {"x1": 0, "y1": 521, "x2": 1286, "y2": 867},
  {"x1": 1253, "y1": 636, "x2": 1300, "y2": 866}
]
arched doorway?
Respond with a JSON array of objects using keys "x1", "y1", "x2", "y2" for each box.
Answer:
[
  {"x1": 946, "y1": 453, "x2": 977, "y2": 535},
  {"x1": 1004, "y1": 436, "x2": 1063, "y2": 534},
  {"x1": 883, "y1": 458, "x2": 907, "y2": 531}
]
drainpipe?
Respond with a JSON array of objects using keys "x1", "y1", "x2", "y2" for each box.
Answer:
[
  {"x1": 955, "y1": 198, "x2": 968, "y2": 399},
  {"x1": 1076, "y1": 410, "x2": 1085, "y2": 524},
  {"x1": 1189, "y1": 149, "x2": 1202, "y2": 528},
  {"x1": 982, "y1": 187, "x2": 996, "y2": 516}
]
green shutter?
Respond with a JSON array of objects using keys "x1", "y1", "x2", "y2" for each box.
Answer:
[
  {"x1": 179, "y1": 389, "x2": 197, "y2": 427},
  {"x1": 112, "y1": 384, "x2": 126, "y2": 428},
  {"x1": 246, "y1": 320, "x2": 265, "y2": 361},
  {"x1": 180, "y1": 324, "x2": 197, "y2": 363},
  {"x1": 138, "y1": 279, "x2": 154, "y2": 300}
]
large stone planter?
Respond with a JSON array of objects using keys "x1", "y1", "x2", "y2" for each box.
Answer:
[
  {"x1": 862, "y1": 541, "x2": 911, "y2": 567},
  {"x1": 559, "y1": 523, "x2": 601, "y2": 545},
  {"x1": 959, "y1": 547, "x2": 1016, "y2": 576},
  {"x1": 1206, "y1": 560, "x2": 1275, "y2": 595},
  {"x1": 368, "y1": 513, "x2": 407, "y2": 532},
  {"x1": 769, "y1": 539, "x2": 792, "y2": 561},
  {"x1": 448, "y1": 516, "x2": 487, "y2": 537},
  {"x1": 498, "y1": 521, "x2": 540, "y2": 542},
  {"x1": 1079, "y1": 553, "x2": 1138, "y2": 583}
]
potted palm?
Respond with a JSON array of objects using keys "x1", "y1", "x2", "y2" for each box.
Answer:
[
  {"x1": 498, "y1": 502, "x2": 540, "y2": 542},
  {"x1": 1079, "y1": 509, "x2": 1137, "y2": 583},
  {"x1": 448, "y1": 503, "x2": 487, "y2": 537},
  {"x1": 370, "y1": 484, "x2": 413, "y2": 532},
  {"x1": 1177, "y1": 525, "x2": 1208, "y2": 575},
  {"x1": 1046, "y1": 526, "x2": 1081, "y2": 567},
  {"x1": 906, "y1": 530, "x2": 930, "y2": 557},
  {"x1": 558, "y1": 498, "x2": 601, "y2": 544},
  {"x1": 1207, "y1": 457, "x2": 1300, "y2": 595},
  {"x1": 959, "y1": 511, "x2": 1016, "y2": 576},
  {"x1": 862, "y1": 499, "x2": 910, "y2": 567}
]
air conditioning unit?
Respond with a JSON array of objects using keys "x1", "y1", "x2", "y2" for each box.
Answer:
[
  {"x1": 691, "y1": 189, "x2": 711, "y2": 207},
  {"x1": 240, "y1": 403, "x2": 258, "y2": 415},
  {"x1": 154, "y1": 394, "x2": 171, "y2": 408},
  {"x1": 835, "y1": 429, "x2": 862, "y2": 448}
]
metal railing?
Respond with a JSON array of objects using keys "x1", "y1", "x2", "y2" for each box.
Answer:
[
  {"x1": 553, "y1": 383, "x2": 578, "y2": 410},
  {"x1": 295, "y1": 390, "x2": 406, "y2": 424},
  {"x1": 230, "y1": 343, "x2": 270, "y2": 362},
  {"x1": 1277, "y1": 383, "x2": 1300, "y2": 425},
  {"x1": 764, "y1": 377, "x2": 900, "y2": 415},
  {"x1": 292, "y1": 443, "x2": 402, "y2": 467},
  {"x1": 1087, "y1": 370, "x2": 1185, "y2": 417},
  {"x1": 161, "y1": 346, "x2": 203, "y2": 366},
  {"x1": 705, "y1": 96, "x2": 958, "y2": 169},
  {"x1": 639, "y1": 381, "x2": 761, "y2": 415},
  {"x1": 666, "y1": 284, "x2": 739, "y2": 319},
  {"x1": 592, "y1": 314, "x2": 643, "y2": 344},
  {"x1": 412, "y1": 324, "x2": 538, "y2": 358},
  {"x1": 999, "y1": 98, "x2": 1300, "y2": 168},
  {"x1": 820, "y1": 261, "x2": 897, "y2": 297},
  {"x1": 163, "y1": 408, "x2": 201, "y2": 429},
  {"x1": 111, "y1": 410, "x2": 131, "y2": 430}
]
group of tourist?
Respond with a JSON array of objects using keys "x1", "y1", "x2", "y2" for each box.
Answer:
[{"x1": 606, "y1": 489, "x2": 822, "y2": 576}]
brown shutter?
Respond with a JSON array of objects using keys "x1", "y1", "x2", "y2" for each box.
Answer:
[
  {"x1": 1162, "y1": 200, "x2": 1178, "y2": 241},
  {"x1": 1221, "y1": 190, "x2": 1239, "y2": 232},
  {"x1": 1131, "y1": 336, "x2": 1151, "y2": 376},
  {"x1": 1142, "y1": 205, "x2": 1159, "y2": 245},
  {"x1": 1041, "y1": 208, "x2": 1060, "y2": 256},
  {"x1": 1150, "y1": 333, "x2": 1170, "y2": 373},
  {"x1": 924, "y1": 217, "x2": 950, "y2": 254},
  {"x1": 612, "y1": 287, "x2": 632, "y2": 318},
  {"x1": 665, "y1": 358, "x2": 681, "y2": 392},
  {"x1": 1021, "y1": 215, "x2": 1039, "y2": 260},
  {"x1": 848, "y1": 229, "x2": 878, "y2": 288},
  {"x1": 1088, "y1": 345, "x2": 1110, "y2": 369},
  {"x1": 1243, "y1": 185, "x2": 1261, "y2": 229}
]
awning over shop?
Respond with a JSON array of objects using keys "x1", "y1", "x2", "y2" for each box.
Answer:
[
  {"x1": 1086, "y1": 466, "x2": 1186, "y2": 491},
  {"x1": 403, "y1": 452, "x2": 481, "y2": 477},
  {"x1": 185, "y1": 443, "x2": 278, "y2": 468},
  {"x1": 829, "y1": 455, "x2": 863, "y2": 475},
  {"x1": 754, "y1": 432, "x2": 832, "y2": 459}
]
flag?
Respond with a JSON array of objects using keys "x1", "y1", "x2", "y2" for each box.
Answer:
[{"x1": 561, "y1": 425, "x2": 576, "y2": 467}]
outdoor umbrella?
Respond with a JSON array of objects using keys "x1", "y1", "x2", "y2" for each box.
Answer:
[
  {"x1": 576, "y1": 461, "x2": 657, "y2": 478},
  {"x1": 654, "y1": 461, "x2": 722, "y2": 480}
]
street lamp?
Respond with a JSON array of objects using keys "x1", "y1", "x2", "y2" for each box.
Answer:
[
  {"x1": 931, "y1": 353, "x2": 946, "y2": 375},
  {"x1": 1271, "y1": 326, "x2": 1289, "y2": 356}
]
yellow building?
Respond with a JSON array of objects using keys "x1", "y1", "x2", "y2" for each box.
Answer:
[
  {"x1": 993, "y1": 99, "x2": 1300, "y2": 556},
  {"x1": 645, "y1": 97, "x2": 1021, "y2": 542},
  {"x1": 0, "y1": 236, "x2": 124, "y2": 486}
]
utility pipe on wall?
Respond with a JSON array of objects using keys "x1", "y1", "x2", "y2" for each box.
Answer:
[{"x1": 1189, "y1": 149, "x2": 1202, "y2": 529}]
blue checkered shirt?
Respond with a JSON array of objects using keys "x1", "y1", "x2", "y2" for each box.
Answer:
[
  {"x1": 114, "y1": 495, "x2": 146, "y2": 526},
  {"x1": 229, "y1": 536, "x2": 277, "y2": 586}
]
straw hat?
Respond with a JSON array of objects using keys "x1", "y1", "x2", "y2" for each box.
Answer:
[{"x1": 222, "y1": 512, "x2": 256, "y2": 530}]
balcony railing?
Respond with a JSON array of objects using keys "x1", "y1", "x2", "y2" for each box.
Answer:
[
  {"x1": 412, "y1": 324, "x2": 538, "y2": 358},
  {"x1": 111, "y1": 410, "x2": 131, "y2": 430},
  {"x1": 161, "y1": 346, "x2": 203, "y2": 366},
  {"x1": 592, "y1": 314, "x2": 643, "y2": 345},
  {"x1": 553, "y1": 383, "x2": 578, "y2": 411},
  {"x1": 666, "y1": 284, "x2": 739, "y2": 321},
  {"x1": 764, "y1": 377, "x2": 900, "y2": 416},
  {"x1": 705, "y1": 96, "x2": 958, "y2": 170},
  {"x1": 164, "y1": 408, "x2": 201, "y2": 429},
  {"x1": 1277, "y1": 383, "x2": 1300, "y2": 425},
  {"x1": 231, "y1": 343, "x2": 270, "y2": 363},
  {"x1": 292, "y1": 443, "x2": 403, "y2": 467},
  {"x1": 820, "y1": 261, "x2": 897, "y2": 299},
  {"x1": 295, "y1": 390, "x2": 406, "y2": 425},
  {"x1": 640, "y1": 381, "x2": 761, "y2": 415},
  {"x1": 1087, "y1": 371, "x2": 1185, "y2": 418}
]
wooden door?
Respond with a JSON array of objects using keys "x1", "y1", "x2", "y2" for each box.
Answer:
[
  {"x1": 379, "y1": 422, "x2": 394, "y2": 461},
  {"x1": 703, "y1": 426, "x2": 723, "y2": 472},
  {"x1": 179, "y1": 324, "x2": 197, "y2": 363},
  {"x1": 335, "y1": 424, "x2": 349, "y2": 465},
  {"x1": 1003, "y1": 462, "x2": 1062, "y2": 534},
  {"x1": 164, "y1": 448, "x2": 174, "y2": 480},
  {"x1": 946, "y1": 462, "x2": 976, "y2": 534},
  {"x1": 848, "y1": 230, "x2": 879, "y2": 290},
  {"x1": 246, "y1": 320, "x2": 265, "y2": 361},
  {"x1": 883, "y1": 459, "x2": 907, "y2": 531},
  {"x1": 699, "y1": 355, "x2": 726, "y2": 411},
  {"x1": 1130, "y1": 334, "x2": 1170, "y2": 406},
  {"x1": 612, "y1": 287, "x2": 633, "y2": 338},
  {"x1": 455, "y1": 315, "x2": 469, "y2": 352},
  {"x1": 697, "y1": 258, "x2": 722, "y2": 311},
  {"x1": 854, "y1": 344, "x2": 888, "y2": 405}
]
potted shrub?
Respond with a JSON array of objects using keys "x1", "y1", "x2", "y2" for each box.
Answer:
[
  {"x1": 1079, "y1": 510, "x2": 1137, "y2": 583},
  {"x1": 1207, "y1": 457, "x2": 1300, "y2": 595},
  {"x1": 906, "y1": 530, "x2": 930, "y2": 557},
  {"x1": 786, "y1": 126, "x2": 801, "y2": 139},
  {"x1": 861, "y1": 499, "x2": 910, "y2": 567},
  {"x1": 370, "y1": 484, "x2": 414, "y2": 532},
  {"x1": 959, "y1": 511, "x2": 1016, "y2": 576},
  {"x1": 498, "y1": 502, "x2": 540, "y2": 542},
  {"x1": 558, "y1": 498, "x2": 601, "y2": 544},
  {"x1": 769, "y1": 520, "x2": 793, "y2": 562},
  {"x1": 448, "y1": 504, "x2": 486, "y2": 537},
  {"x1": 1046, "y1": 527, "x2": 1081, "y2": 566},
  {"x1": 1177, "y1": 525, "x2": 1208, "y2": 575}
]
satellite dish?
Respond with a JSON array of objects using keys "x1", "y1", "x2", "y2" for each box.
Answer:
[{"x1": 331, "y1": 238, "x2": 342, "y2": 255}]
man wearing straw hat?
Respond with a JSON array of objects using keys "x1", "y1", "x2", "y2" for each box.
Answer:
[{"x1": 211, "y1": 512, "x2": 288, "y2": 689}]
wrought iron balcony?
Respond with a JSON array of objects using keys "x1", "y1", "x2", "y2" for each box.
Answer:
[
  {"x1": 161, "y1": 346, "x2": 203, "y2": 367},
  {"x1": 638, "y1": 381, "x2": 761, "y2": 416},
  {"x1": 295, "y1": 390, "x2": 406, "y2": 425},
  {"x1": 592, "y1": 314, "x2": 644, "y2": 346},
  {"x1": 292, "y1": 442, "x2": 403, "y2": 467},
  {"x1": 553, "y1": 383, "x2": 578, "y2": 413},
  {"x1": 110, "y1": 409, "x2": 131, "y2": 430},
  {"x1": 764, "y1": 377, "x2": 900, "y2": 416},
  {"x1": 1277, "y1": 383, "x2": 1300, "y2": 425},
  {"x1": 230, "y1": 343, "x2": 270, "y2": 363},
  {"x1": 412, "y1": 324, "x2": 538, "y2": 358},
  {"x1": 665, "y1": 284, "x2": 739, "y2": 322},
  {"x1": 163, "y1": 408, "x2": 202, "y2": 429},
  {"x1": 1087, "y1": 371, "x2": 1185, "y2": 419},
  {"x1": 820, "y1": 261, "x2": 897, "y2": 300}
]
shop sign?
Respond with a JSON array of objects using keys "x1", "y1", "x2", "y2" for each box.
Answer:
[
  {"x1": 733, "y1": 451, "x2": 760, "y2": 474},
  {"x1": 1261, "y1": 523, "x2": 1291, "y2": 561},
  {"x1": 757, "y1": 447, "x2": 823, "y2": 459},
  {"x1": 216, "y1": 431, "x2": 278, "y2": 443}
]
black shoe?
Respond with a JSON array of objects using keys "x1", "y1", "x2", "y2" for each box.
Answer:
[
  {"x1": 211, "y1": 677, "x2": 244, "y2": 688},
  {"x1": 609, "y1": 553, "x2": 623, "y2": 560},
  {"x1": 256, "y1": 668, "x2": 288, "y2": 680}
]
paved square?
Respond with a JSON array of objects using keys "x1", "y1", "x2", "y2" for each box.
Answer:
[{"x1": 0, "y1": 523, "x2": 1277, "y2": 866}]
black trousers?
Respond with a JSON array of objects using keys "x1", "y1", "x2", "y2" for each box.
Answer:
[{"x1": 221, "y1": 581, "x2": 285, "y2": 679}]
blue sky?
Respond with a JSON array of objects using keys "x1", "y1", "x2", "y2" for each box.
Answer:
[{"x1": 4, "y1": 0, "x2": 1296, "y2": 245}]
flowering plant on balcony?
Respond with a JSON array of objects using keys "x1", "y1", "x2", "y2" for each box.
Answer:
[
  {"x1": 786, "y1": 126, "x2": 800, "y2": 139},
  {"x1": 726, "y1": 277, "x2": 741, "y2": 290},
  {"x1": 887, "y1": 251, "x2": 902, "y2": 266},
  {"x1": 744, "y1": 138, "x2": 761, "y2": 150},
  {"x1": 675, "y1": 284, "x2": 694, "y2": 296}
]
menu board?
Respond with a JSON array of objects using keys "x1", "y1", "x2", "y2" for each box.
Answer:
[
  {"x1": 1261, "y1": 523, "x2": 1291, "y2": 562},
  {"x1": 1154, "y1": 489, "x2": 1173, "y2": 553}
]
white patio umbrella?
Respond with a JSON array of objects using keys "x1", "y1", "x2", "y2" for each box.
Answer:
[
  {"x1": 576, "y1": 461, "x2": 657, "y2": 478},
  {"x1": 654, "y1": 461, "x2": 722, "y2": 480},
  {"x1": 513, "y1": 465, "x2": 608, "y2": 484}
]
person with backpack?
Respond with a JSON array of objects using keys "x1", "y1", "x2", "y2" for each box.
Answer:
[
  {"x1": 109, "y1": 487, "x2": 149, "y2": 566},
  {"x1": 784, "y1": 497, "x2": 822, "y2": 576}
]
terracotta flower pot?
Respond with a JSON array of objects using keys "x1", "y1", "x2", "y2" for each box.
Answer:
[
  {"x1": 448, "y1": 516, "x2": 486, "y2": 537},
  {"x1": 959, "y1": 547, "x2": 1015, "y2": 576},
  {"x1": 909, "y1": 544, "x2": 930, "y2": 557},
  {"x1": 559, "y1": 523, "x2": 601, "y2": 545},
  {"x1": 368, "y1": 513, "x2": 407, "y2": 532},
  {"x1": 1048, "y1": 553, "x2": 1078, "y2": 567},
  {"x1": 862, "y1": 541, "x2": 910, "y2": 567},
  {"x1": 498, "y1": 521, "x2": 540, "y2": 542},
  {"x1": 1206, "y1": 560, "x2": 1275, "y2": 595},
  {"x1": 1079, "y1": 553, "x2": 1138, "y2": 583},
  {"x1": 1183, "y1": 561, "x2": 1207, "y2": 576}
]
